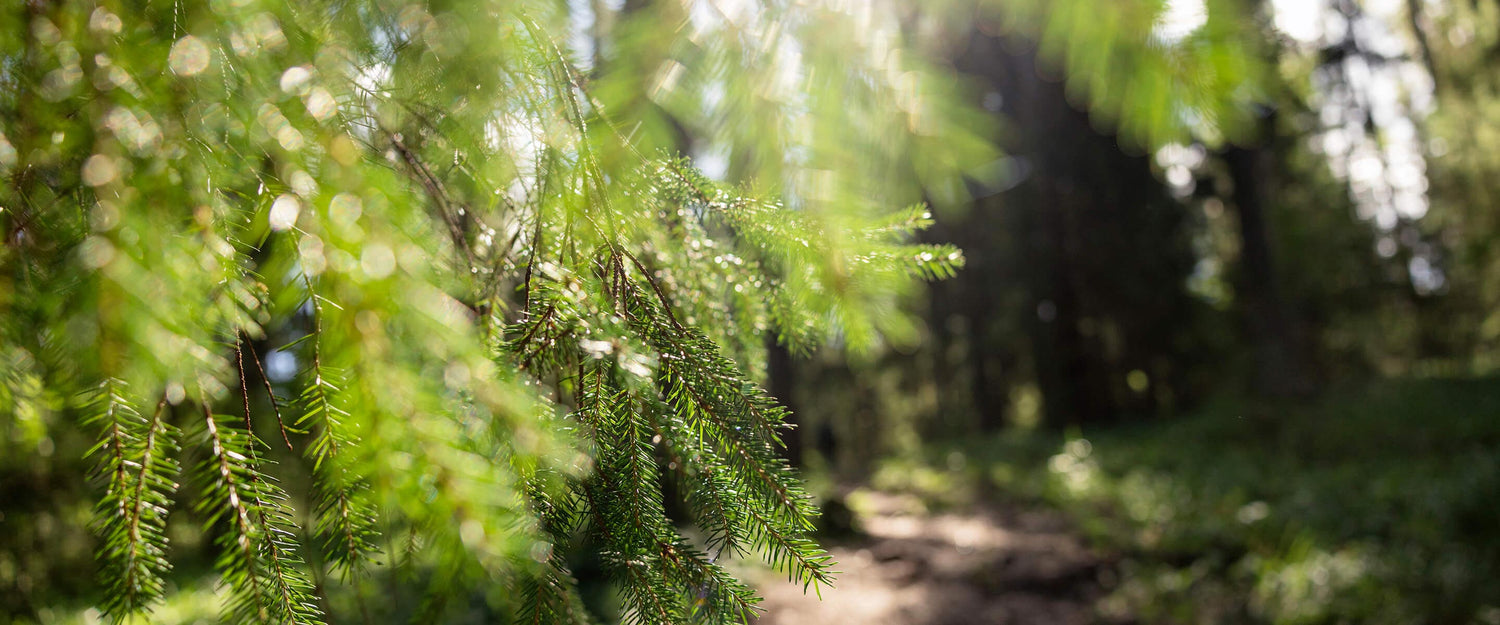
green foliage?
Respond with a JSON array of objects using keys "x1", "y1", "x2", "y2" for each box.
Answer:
[
  {"x1": 84, "y1": 380, "x2": 179, "y2": 618},
  {"x1": 195, "y1": 404, "x2": 322, "y2": 625},
  {"x1": 1419, "y1": 0, "x2": 1500, "y2": 369},
  {"x1": 921, "y1": 0, "x2": 1271, "y2": 149},
  {"x1": 882, "y1": 378, "x2": 1500, "y2": 624},
  {"x1": 0, "y1": 1, "x2": 982, "y2": 623}
]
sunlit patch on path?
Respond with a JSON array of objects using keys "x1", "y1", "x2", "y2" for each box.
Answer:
[{"x1": 755, "y1": 492, "x2": 1109, "y2": 625}]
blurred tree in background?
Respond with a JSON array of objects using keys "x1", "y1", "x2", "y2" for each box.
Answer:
[
  {"x1": 783, "y1": 1, "x2": 1500, "y2": 621},
  {"x1": 790, "y1": 0, "x2": 1500, "y2": 468}
]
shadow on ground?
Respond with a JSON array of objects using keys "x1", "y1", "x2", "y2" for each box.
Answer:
[{"x1": 756, "y1": 492, "x2": 1112, "y2": 625}]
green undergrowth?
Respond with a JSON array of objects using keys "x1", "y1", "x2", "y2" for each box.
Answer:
[{"x1": 870, "y1": 377, "x2": 1500, "y2": 625}]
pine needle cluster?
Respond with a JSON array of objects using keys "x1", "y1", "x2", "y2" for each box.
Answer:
[{"x1": 0, "y1": 1, "x2": 976, "y2": 623}]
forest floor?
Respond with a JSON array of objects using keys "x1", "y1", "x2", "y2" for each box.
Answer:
[
  {"x1": 753, "y1": 491, "x2": 1110, "y2": 625},
  {"x1": 755, "y1": 377, "x2": 1500, "y2": 625}
]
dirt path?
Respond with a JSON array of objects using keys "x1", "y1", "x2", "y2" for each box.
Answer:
[{"x1": 755, "y1": 492, "x2": 1109, "y2": 625}]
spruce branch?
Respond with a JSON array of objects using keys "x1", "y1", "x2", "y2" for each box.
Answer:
[
  {"x1": 295, "y1": 272, "x2": 379, "y2": 580},
  {"x1": 197, "y1": 397, "x2": 321, "y2": 625},
  {"x1": 86, "y1": 381, "x2": 180, "y2": 622}
]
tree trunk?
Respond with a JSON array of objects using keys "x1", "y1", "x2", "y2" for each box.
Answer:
[
  {"x1": 1224, "y1": 133, "x2": 1318, "y2": 397},
  {"x1": 764, "y1": 336, "x2": 805, "y2": 466}
]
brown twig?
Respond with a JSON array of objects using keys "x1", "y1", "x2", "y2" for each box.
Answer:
[
  {"x1": 390, "y1": 133, "x2": 479, "y2": 270},
  {"x1": 243, "y1": 334, "x2": 295, "y2": 451}
]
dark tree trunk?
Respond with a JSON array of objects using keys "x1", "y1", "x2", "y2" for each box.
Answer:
[
  {"x1": 959, "y1": 224, "x2": 1009, "y2": 431},
  {"x1": 765, "y1": 336, "x2": 805, "y2": 466},
  {"x1": 938, "y1": 27, "x2": 1202, "y2": 427},
  {"x1": 1224, "y1": 134, "x2": 1318, "y2": 398}
]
